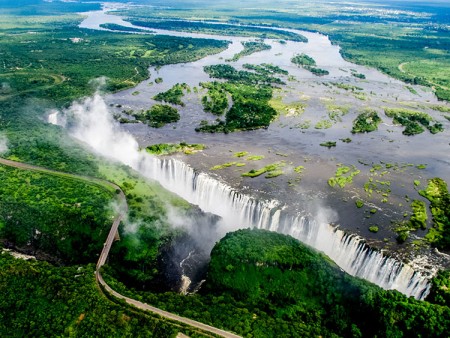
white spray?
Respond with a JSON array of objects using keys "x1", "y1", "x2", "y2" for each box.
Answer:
[{"x1": 0, "y1": 134, "x2": 8, "y2": 155}]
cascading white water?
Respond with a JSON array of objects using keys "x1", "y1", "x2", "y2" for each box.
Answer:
[
  {"x1": 50, "y1": 93, "x2": 432, "y2": 300},
  {"x1": 139, "y1": 156, "x2": 431, "y2": 300},
  {"x1": 47, "y1": 110, "x2": 59, "y2": 125}
]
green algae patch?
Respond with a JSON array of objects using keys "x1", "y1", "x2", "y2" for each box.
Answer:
[
  {"x1": 242, "y1": 162, "x2": 285, "y2": 178},
  {"x1": 211, "y1": 162, "x2": 237, "y2": 170},
  {"x1": 233, "y1": 151, "x2": 248, "y2": 158},
  {"x1": 369, "y1": 226, "x2": 379, "y2": 233},
  {"x1": 328, "y1": 165, "x2": 360, "y2": 188},
  {"x1": 246, "y1": 155, "x2": 265, "y2": 161}
]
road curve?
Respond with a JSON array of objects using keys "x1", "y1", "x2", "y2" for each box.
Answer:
[{"x1": 0, "y1": 157, "x2": 241, "y2": 338}]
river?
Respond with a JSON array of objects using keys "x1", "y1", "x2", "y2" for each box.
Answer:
[{"x1": 71, "y1": 3, "x2": 450, "y2": 298}]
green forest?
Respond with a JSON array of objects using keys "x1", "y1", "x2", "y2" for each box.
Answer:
[{"x1": 102, "y1": 229, "x2": 450, "y2": 337}]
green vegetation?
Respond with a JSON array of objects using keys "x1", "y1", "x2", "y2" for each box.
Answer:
[
  {"x1": 0, "y1": 165, "x2": 113, "y2": 264},
  {"x1": 154, "y1": 77, "x2": 163, "y2": 84},
  {"x1": 352, "y1": 110, "x2": 382, "y2": 133},
  {"x1": 233, "y1": 151, "x2": 248, "y2": 158},
  {"x1": 153, "y1": 83, "x2": 190, "y2": 106},
  {"x1": 333, "y1": 82, "x2": 364, "y2": 92},
  {"x1": 203, "y1": 229, "x2": 450, "y2": 337},
  {"x1": 200, "y1": 82, "x2": 229, "y2": 115},
  {"x1": 210, "y1": 162, "x2": 237, "y2": 170},
  {"x1": 328, "y1": 165, "x2": 360, "y2": 188},
  {"x1": 294, "y1": 166, "x2": 305, "y2": 174},
  {"x1": 269, "y1": 92, "x2": 306, "y2": 117},
  {"x1": 101, "y1": 228, "x2": 450, "y2": 336},
  {"x1": 243, "y1": 63, "x2": 289, "y2": 76},
  {"x1": 320, "y1": 141, "x2": 336, "y2": 148},
  {"x1": 99, "y1": 23, "x2": 151, "y2": 33},
  {"x1": 0, "y1": 18, "x2": 228, "y2": 104},
  {"x1": 196, "y1": 64, "x2": 279, "y2": 132},
  {"x1": 355, "y1": 200, "x2": 364, "y2": 208},
  {"x1": 247, "y1": 155, "x2": 265, "y2": 161},
  {"x1": 0, "y1": 253, "x2": 199, "y2": 337},
  {"x1": 430, "y1": 105, "x2": 450, "y2": 113},
  {"x1": 203, "y1": 64, "x2": 284, "y2": 85},
  {"x1": 145, "y1": 142, "x2": 205, "y2": 155},
  {"x1": 406, "y1": 85, "x2": 418, "y2": 95},
  {"x1": 315, "y1": 119, "x2": 333, "y2": 129},
  {"x1": 291, "y1": 53, "x2": 329, "y2": 76},
  {"x1": 326, "y1": 104, "x2": 349, "y2": 122},
  {"x1": 385, "y1": 108, "x2": 444, "y2": 135},
  {"x1": 291, "y1": 53, "x2": 316, "y2": 67},
  {"x1": 410, "y1": 200, "x2": 428, "y2": 230},
  {"x1": 226, "y1": 41, "x2": 271, "y2": 62},
  {"x1": 351, "y1": 71, "x2": 366, "y2": 79},
  {"x1": 242, "y1": 162, "x2": 285, "y2": 178},
  {"x1": 395, "y1": 200, "x2": 429, "y2": 243},
  {"x1": 126, "y1": 19, "x2": 307, "y2": 42},
  {"x1": 369, "y1": 226, "x2": 379, "y2": 233},
  {"x1": 136, "y1": 104, "x2": 180, "y2": 128},
  {"x1": 428, "y1": 270, "x2": 450, "y2": 306},
  {"x1": 419, "y1": 178, "x2": 450, "y2": 250}
]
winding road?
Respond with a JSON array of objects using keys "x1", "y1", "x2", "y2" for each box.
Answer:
[{"x1": 0, "y1": 157, "x2": 241, "y2": 338}]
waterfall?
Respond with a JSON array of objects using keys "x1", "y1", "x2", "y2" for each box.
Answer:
[
  {"x1": 47, "y1": 110, "x2": 60, "y2": 126},
  {"x1": 52, "y1": 93, "x2": 432, "y2": 300},
  {"x1": 139, "y1": 156, "x2": 431, "y2": 300}
]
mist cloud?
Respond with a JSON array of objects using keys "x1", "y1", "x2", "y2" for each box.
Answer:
[
  {"x1": 61, "y1": 93, "x2": 141, "y2": 167},
  {"x1": 0, "y1": 134, "x2": 9, "y2": 155}
]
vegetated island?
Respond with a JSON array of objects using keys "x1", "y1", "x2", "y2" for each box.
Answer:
[
  {"x1": 126, "y1": 19, "x2": 308, "y2": 42},
  {"x1": 291, "y1": 53, "x2": 329, "y2": 76},
  {"x1": 196, "y1": 63, "x2": 286, "y2": 132},
  {"x1": 226, "y1": 41, "x2": 272, "y2": 62}
]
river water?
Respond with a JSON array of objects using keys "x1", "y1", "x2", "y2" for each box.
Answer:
[{"x1": 75, "y1": 3, "x2": 450, "y2": 296}]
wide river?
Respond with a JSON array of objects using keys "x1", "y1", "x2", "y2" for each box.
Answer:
[{"x1": 78, "y1": 3, "x2": 450, "y2": 268}]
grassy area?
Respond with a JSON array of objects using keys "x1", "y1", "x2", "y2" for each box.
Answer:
[{"x1": 269, "y1": 91, "x2": 306, "y2": 117}]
